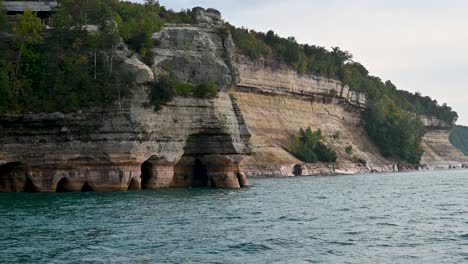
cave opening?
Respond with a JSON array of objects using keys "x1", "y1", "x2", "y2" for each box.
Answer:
[
  {"x1": 293, "y1": 164, "x2": 303, "y2": 176},
  {"x1": 81, "y1": 182, "x2": 93, "y2": 192},
  {"x1": 140, "y1": 161, "x2": 153, "y2": 189},
  {"x1": 24, "y1": 177, "x2": 38, "y2": 193},
  {"x1": 192, "y1": 158, "x2": 209, "y2": 187},
  {"x1": 56, "y1": 178, "x2": 69, "y2": 192},
  {"x1": 128, "y1": 178, "x2": 140, "y2": 191}
]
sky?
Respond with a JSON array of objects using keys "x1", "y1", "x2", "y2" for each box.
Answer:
[{"x1": 132, "y1": 0, "x2": 468, "y2": 125}]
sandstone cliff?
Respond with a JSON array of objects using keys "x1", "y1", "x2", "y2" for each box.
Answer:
[
  {"x1": 0, "y1": 8, "x2": 466, "y2": 192},
  {"x1": 0, "y1": 8, "x2": 249, "y2": 192},
  {"x1": 230, "y1": 57, "x2": 396, "y2": 176}
]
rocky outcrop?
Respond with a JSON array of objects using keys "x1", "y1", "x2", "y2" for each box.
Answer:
[
  {"x1": 0, "y1": 90, "x2": 251, "y2": 192},
  {"x1": 236, "y1": 56, "x2": 366, "y2": 108},
  {"x1": 419, "y1": 115, "x2": 451, "y2": 129},
  {"x1": 230, "y1": 57, "x2": 395, "y2": 177},
  {"x1": 150, "y1": 8, "x2": 238, "y2": 88},
  {"x1": 0, "y1": 8, "x2": 251, "y2": 192},
  {"x1": 115, "y1": 42, "x2": 154, "y2": 84},
  {"x1": 421, "y1": 129, "x2": 468, "y2": 169},
  {"x1": 230, "y1": 76, "x2": 395, "y2": 177}
]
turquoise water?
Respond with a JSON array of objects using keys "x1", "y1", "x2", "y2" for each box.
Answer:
[{"x1": 1, "y1": 170, "x2": 467, "y2": 263}]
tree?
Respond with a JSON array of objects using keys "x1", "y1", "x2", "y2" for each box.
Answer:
[
  {"x1": 291, "y1": 127, "x2": 337, "y2": 163},
  {"x1": 12, "y1": 9, "x2": 43, "y2": 95},
  {"x1": 0, "y1": 0, "x2": 7, "y2": 28}
]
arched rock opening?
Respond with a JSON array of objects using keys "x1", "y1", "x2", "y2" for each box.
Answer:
[
  {"x1": 128, "y1": 177, "x2": 141, "y2": 191},
  {"x1": 0, "y1": 162, "x2": 28, "y2": 192},
  {"x1": 192, "y1": 158, "x2": 210, "y2": 187},
  {"x1": 293, "y1": 164, "x2": 303, "y2": 176},
  {"x1": 24, "y1": 177, "x2": 38, "y2": 193},
  {"x1": 56, "y1": 178, "x2": 69, "y2": 192},
  {"x1": 81, "y1": 182, "x2": 94, "y2": 192},
  {"x1": 140, "y1": 161, "x2": 153, "y2": 189}
]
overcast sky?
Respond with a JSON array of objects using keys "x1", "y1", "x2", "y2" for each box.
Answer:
[{"x1": 132, "y1": 0, "x2": 468, "y2": 125}]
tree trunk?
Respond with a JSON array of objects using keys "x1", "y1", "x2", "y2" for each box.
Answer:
[
  {"x1": 94, "y1": 51, "x2": 97, "y2": 80},
  {"x1": 14, "y1": 41, "x2": 24, "y2": 96}
]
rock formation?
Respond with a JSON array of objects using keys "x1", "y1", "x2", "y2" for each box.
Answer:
[
  {"x1": 231, "y1": 57, "x2": 395, "y2": 176},
  {"x1": 0, "y1": 7, "x2": 466, "y2": 192},
  {"x1": 0, "y1": 8, "x2": 250, "y2": 192}
]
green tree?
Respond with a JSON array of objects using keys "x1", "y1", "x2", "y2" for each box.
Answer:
[
  {"x1": 291, "y1": 127, "x2": 337, "y2": 163},
  {"x1": 0, "y1": 0, "x2": 7, "y2": 28},
  {"x1": 12, "y1": 9, "x2": 43, "y2": 96},
  {"x1": 194, "y1": 80, "x2": 218, "y2": 98}
]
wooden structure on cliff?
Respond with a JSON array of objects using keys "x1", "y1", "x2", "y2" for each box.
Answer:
[{"x1": 3, "y1": 1, "x2": 58, "y2": 25}]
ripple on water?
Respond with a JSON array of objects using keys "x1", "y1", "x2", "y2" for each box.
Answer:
[
  {"x1": 228, "y1": 242, "x2": 273, "y2": 253},
  {"x1": 0, "y1": 170, "x2": 466, "y2": 263}
]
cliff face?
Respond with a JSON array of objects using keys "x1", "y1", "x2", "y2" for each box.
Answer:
[
  {"x1": 231, "y1": 58, "x2": 395, "y2": 176},
  {"x1": 0, "y1": 91, "x2": 251, "y2": 192},
  {"x1": 0, "y1": 8, "x2": 250, "y2": 192},
  {"x1": 417, "y1": 117, "x2": 467, "y2": 169},
  {"x1": 0, "y1": 8, "x2": 465, "y2": 192},
  {"x1": 421, "y1": 129, "x2": 468, "y2": 169}
]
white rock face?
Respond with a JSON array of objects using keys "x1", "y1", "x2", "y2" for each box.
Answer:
[
  {"x1": 237, "y1": 56, "x2": 367, "y2": 108},
  {"x1": 114, "y1": 43, "x2": 154, "y2": 84},
  {"x1": 420, "y1": 129, "x2": 468, "y2": 169},
  {"x1": 419, "y1": 115, "x2": 451, "y2": 128},
  {"x1": 150, "y1": 8, "x2": 238, "y2": 88}
]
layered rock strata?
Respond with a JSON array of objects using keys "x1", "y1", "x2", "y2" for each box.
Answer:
[
  {"x1": 230, "y1": 58, "x2": 395, "y2": 177},
  {"x1": 421, "y1": 129, "x2": 468, "y2": 169},
  {"x1": 0, "y1": 91, "x2": 251, "y2": 192},
  {"x1": 0, "y1": 8, "x2": 250, "y2": 192},
  {"x1": 0, "y1": 7, "x2": 466, "y2": 192}
]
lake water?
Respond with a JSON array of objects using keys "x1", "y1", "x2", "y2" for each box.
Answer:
[{"x1": 1, "y1": 170, "x2": 467, "y2": 263}]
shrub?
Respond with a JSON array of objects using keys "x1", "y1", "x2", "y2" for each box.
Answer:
[
  {"x1": 345, "y1": 145, "x2": 353, "y2": 155},
  {"x1": 194, "y1": 80, "x2": 218, "y2": 98},
  {"x1": 148, "y1": 75, "x2": 218, "y2": 111},
  {"x1": 148, "y1": 75, "x2": 176, "y2": 111},
  {"x1": 291, "y1": 127, "x2": 337, "y2": 163}
]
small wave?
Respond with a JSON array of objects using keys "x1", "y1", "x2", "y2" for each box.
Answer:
[
  {"x1": 228, "y1": 242, "x2": 272, "y2": 252},
  {"x1": 328, "y1": 241, "x2": 355, "y2": 246},
  {"x1": 344, "y1": 231, "x2": 361, "y2": 235},
  {"x1": 265, "y1": 238, "x2": 296, "y2": 247},
  {"x1": 376, "y1": 222, "x2": 399, "y2": 226},
  {"x1": 461, "y1": 234, "x2": 468, "y2": 239},
  {"x1": 336, "y1": 208, "x2": 351, "y2": 212}
]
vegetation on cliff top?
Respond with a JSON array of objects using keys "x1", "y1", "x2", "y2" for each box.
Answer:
[
  {"x1": 0, "y1": 0, "x2": 197, "y2": 114},
  {"x1": 148, "y1": 74, "x2": 218, "y2": 111},
  {"x1": 449, "y1": 126, "x2": 468, "y2": 156},
  {"x1": 290, "y1": 128, "x2": 337, "y2": 163},
  {"x1": 229, "y1": 26, "x2": 457, "y2": 164}
]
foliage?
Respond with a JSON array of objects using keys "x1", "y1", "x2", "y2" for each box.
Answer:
[
  {"x1": 449, "y1": 126, "x2": 468, "y2": 156},
  {"x1": 148, "y1": 75, "x2": 176, "y2": 111},
  {"x1": 112, "y1": 0, "x2": 164, "y2": 58},
  {"x1": 0, "y1": 0, "x2": 7, "y2": 28},
  {"x1": 345, "y1": 145, "x2": 353, "y2": 155},
  {"x1": 0, "y1": 0, "x2": 204, "y2": 114},
  {"x1": 0, "y1": 1, "x2": 130, "y2": 114},
  {"x1": 365, "y1": 96, "x2": 425, "y2": 163},
  {"x1": 291, "y1": 127, "x2": 337, "y2": 163},
  {"x1": 194, "y1": 80, "x2": 218, "y2": 98},
  {"x1": 228, "y1": 26, "x2": 272, "y2": 60},
  {"x1": 149, "y1": 75, "x2": 218, "y2": 111},
  {"x1": 330, "y1": 132, "x2": 340, "y2": 141}
]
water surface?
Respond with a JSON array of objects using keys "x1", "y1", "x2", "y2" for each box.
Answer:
[{"x1": 1, "y1": 170, "x2": 467, "y2": 263}]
